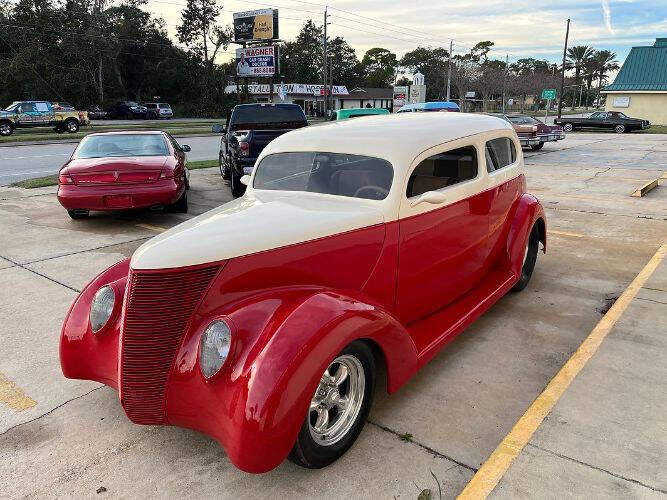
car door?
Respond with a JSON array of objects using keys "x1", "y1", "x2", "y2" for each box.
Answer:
[
  {"x1": 484, "y1": 134, "x2": 524, "y2": 269},
  {"x1": 588, "y1": 112, "x2": 606, "y2": 130},
  {"x1": 16, "y1": 102, "x2": 37, "y2": 125},
  {"x1": 397, "y1": 139, "x2": 489, "y2": 325},
  {"x1": 33, "y1": 102, "x2": 53, "y2": 124}
]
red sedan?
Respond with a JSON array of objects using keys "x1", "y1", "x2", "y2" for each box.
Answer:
[{"x1": 57, "y1": 131, "x2": 190, "y2": 219}]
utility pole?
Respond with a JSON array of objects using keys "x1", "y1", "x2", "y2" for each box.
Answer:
[
  {"x1": 502, "y1": 53, "x2": 508, "y2": 113},
  {"x1": 323, "y1": 7, "x2": 328, "y2": 115},
  {"x1": 446, "y1": 39, "x2": 453, "y2": 101},
  {"x1": 557, "y1": 18, "x2": 570, "y2": 119}
]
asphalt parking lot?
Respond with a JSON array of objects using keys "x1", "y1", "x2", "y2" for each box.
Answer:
[{"x1": 0, "y1": 133, "x2": 665, "y2": 498}]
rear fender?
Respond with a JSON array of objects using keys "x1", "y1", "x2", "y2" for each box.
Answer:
[
  {"x1": 503, "y1": 193, "x2": 546, "y2": 276},
  {"x1": 167, "y1": 288, "x2": 417, "y2": 473}
]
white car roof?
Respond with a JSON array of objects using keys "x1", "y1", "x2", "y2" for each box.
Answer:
[{"x1": 258, "y1": 112, "x2": 514, "y2": 173}]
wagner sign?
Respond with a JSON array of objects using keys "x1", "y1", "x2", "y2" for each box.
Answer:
[
  {"x1": 233, "y1": 9, "x2": 279, "y2": 41},
  {"x1": 235, "y1": 46, "x2": 277, "y2": 77}
]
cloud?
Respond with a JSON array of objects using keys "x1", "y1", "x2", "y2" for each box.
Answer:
[{"x1": 600, "y1": 0, "x2": 614, "y2": 32}]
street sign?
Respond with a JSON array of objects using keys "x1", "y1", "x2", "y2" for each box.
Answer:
[{"x1": 541, "y1": 88, "x2": 557, "y2": 100}]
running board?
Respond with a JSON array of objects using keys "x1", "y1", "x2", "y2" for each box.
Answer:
[{"x1": 409, "y1": 270, "x2": 518, "y2": 368}]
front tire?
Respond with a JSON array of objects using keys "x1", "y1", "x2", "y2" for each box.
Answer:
[
  {"x1": 530, "y1": 142, "x2": 544, "y2": 151},
  {"x1": 562, "y1": 123, "x2": 574, "y2": 132},
  {"x1": 0, "y1": 121, "x2": 14, "y2": 136},
  {"x1": 512, "y1": 224, "x2": 539, "y2": 292},
  {"x1": 219, "y1": 154, "x2": 230, "y2": 180},
  {"x1": 230, "y1": 167, "x2": 246, "y2": 198},
  {"x1": 288, "y1": 341, "x2": 375, "y2": 469}
]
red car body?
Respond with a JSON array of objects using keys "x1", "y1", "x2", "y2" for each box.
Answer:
[
  {"x1": 60, "y1": 114, "x2": 546, "y2": 473},
  {"x1": 57, "y1": 131, "x2": 188, "y2": 213}
]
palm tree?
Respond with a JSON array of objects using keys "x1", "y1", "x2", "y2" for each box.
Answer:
[
  {"x1": 566, "y1": 45, "x2": 595, "y2": 82},
  {"x1": 565, "y1": 45, "x2": 594, "y2": 109},
  {"x1": 591, "y1": 50, "x2": 619, "y2": 108}
]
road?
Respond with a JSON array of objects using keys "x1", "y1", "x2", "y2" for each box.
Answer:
[{"x1": 0, "y1": 135, "x2": 221, "y2": 185}]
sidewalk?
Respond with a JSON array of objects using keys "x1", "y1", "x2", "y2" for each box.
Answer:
[{"x1": 492, "y1": 249, "x2": 667, "y2": 497}]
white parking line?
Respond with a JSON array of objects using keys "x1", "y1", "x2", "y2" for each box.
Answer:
[{"x1": 0, "y1": 153, "x2": 69, "y2": 160}]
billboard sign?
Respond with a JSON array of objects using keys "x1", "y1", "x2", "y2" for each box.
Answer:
[
  {"x1": 393, "y1": 86, "x2": 408, "y2": 108},
  {"x1": 233, "y1": 9, "x2": 279, "y2": 41},
  {"x1": 235, "y1": 45, "x2": 277, "y2": 77}
]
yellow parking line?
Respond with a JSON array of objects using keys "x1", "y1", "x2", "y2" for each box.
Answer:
[
  {"x1": 458, "y1": 241, "x2": 667, "y2": 500},
  {"x1": 136, "y1": 223, "x2": 167, "y2": 233},
  {"x1": 0, "y1": 372, "x2": 37, "y2": 411},
  {"x1": 548, "y1": 229, "x2": 585, "y2": 238}
]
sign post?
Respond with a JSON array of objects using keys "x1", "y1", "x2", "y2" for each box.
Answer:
[{"x1": 541, "y1": 88, "x2": 557, "y2": 121}]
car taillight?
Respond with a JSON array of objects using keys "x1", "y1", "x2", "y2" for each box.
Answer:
[
  {"x1": 159, "y1": 170, "x2": 174, "y2": 179},
  {"x1": 58, "y1": 174, "x2": 74, "y2": 185},
  {"x1": 239, "y1": 141, "x2": 250, "y2": 156}
]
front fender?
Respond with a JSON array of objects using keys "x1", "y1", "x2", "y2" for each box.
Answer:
[
  {"x1": 59, "y1": 258, "x2": 130, "y2": 388},
  {"x1": 165, "y1": 288, "x2": 417, "y2": 473},
  {"x1": 504, "y1": 193, "x2": 546, "y2": 276}
]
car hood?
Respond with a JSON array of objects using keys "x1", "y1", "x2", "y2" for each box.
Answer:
[
  {"x1": 131, "y1": 192, "x2": 386, "y2": 270},
  {"x1": 62, "y1": 156, "x2": 168, "y2": 174},
  {"x1": 0, "y1": 110, "x2": 13, "y2": 118}
]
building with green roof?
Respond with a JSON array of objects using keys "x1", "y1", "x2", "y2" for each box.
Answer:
[{"x1": 602, "y1": 38, "x2": 667, "y2": 124}]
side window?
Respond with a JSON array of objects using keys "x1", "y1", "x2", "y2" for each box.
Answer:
[
  {"x1": 406, "y1": 146, "x2": 478, "y2": 198},
  {"x1": 21, "y1": 102, "x2": 36, "y2": 113},
  {"x1": 165, "y1": 133, "x2": 181, "y2": 152},
  {"x1": 485, "y1": 137, "x2": 517, "y2": 172}
]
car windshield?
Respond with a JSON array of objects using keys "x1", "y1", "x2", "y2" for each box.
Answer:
[
  {"x1": 508, "y1": 116, "x2": 540, "y2": 124},
  {"x1": 159, "y1": 103, "x2": 171, "y2": 108},
  {"x1": 231, "y1": 106, "x2": 307, "y2": 130},
  {"x1": 253, "y1": 152, "x2": 393, "y2": 200},
  {"x1": 73, "y1": 134, "x2": 169, "y2": 158},
  {"x1": 126, "y1": 102, "x2": 139, "y2": 107},
  {"x1": 4, "y1": 102, "x2": 20, "y2": 112}
]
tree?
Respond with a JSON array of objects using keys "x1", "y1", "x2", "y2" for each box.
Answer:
[
  {"x1": 591, "y1": 49, "x2": 619, "y2": 89},
  {"x1": 566, "y1": 45, "x2": 594, "y2": 82},
  {"x1": 399, "y1": 46, "x2": 449, "y2": 99},
  {"x1": 327, "y1": 36, "x2": 363, "y2": 88},
  {"x1": 280, "y1": 20, "x2": 323, "y2": 84},
  {"x1": 177, "y1": 0, "x2": 231, "y2": 72},
  {"x1": 360, "y1": 47, "x2": 397, "y2": 88}
]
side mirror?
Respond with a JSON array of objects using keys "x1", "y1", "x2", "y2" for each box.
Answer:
[
  {"x1": 181, "y1": 145, "x2": 191, "y2": 152},
  {"x1": 410, "y1": 190, "x2": 447, "y2": 208},
  {"x1": 240, "y1": 175, "x2": 250, "y2": 186},
  {"x1": 211, "y1": 124, "x2": 225, "y2": 134}
]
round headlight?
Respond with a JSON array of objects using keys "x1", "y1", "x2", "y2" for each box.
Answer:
[
  {"x1": 200, "y1": 320, "x2": 232, "y2": 379},
  {"x1": 90, "y1": 285, "x2": 115, "y2": 333}
]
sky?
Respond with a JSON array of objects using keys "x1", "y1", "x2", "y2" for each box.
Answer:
[{"x1": 147, "y1": 0, "x2": 667, "y2": 70}]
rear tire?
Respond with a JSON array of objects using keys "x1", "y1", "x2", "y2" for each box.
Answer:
[
  {"x1": 614, "y1": 124, "x2": 626, "y2": 134},
  {"x1": 67, "y1": 209, "x2": 89, "y2": 219},
  {"x1": 170, "y1": 191, "x2": 188, "y2": 213},
  {"x1": 512, "y1": 224, "x2": 539, "y2": 292},
  {"x1": 562, "y1": 123, "x2": 574, "y2": 132},
  {"x1": 65, "y1": 119, "x2": 79, "y2": 133},
  {"x1": 288, "y1": 341, "x2": 375, "y2": 469},
  {"x1": 530, "y1": 142, "x2": 544, "y2": 151},
  {"x1": 230, "y1": 167, "x2": 246, "y2": 198}
]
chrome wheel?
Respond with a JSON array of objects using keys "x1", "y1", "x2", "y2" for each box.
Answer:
[
  {"x1": 0, "y1": 122, "x2": 11, "y2": 136},
  {"x1": 308, "y1": 354, "x2": 365, "y2": 446},
  {"x1": 563, "y1": 123, "x2": 573, "y2": 132}
]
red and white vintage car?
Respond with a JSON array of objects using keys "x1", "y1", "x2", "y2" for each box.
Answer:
[{"x1": 60, "y1": 113, "x2": 546, "y2": 473}]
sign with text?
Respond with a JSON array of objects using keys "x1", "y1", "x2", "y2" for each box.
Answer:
[
  {"x1": 233, "y1": 9, "x2": 279, "y2": 41},
  {"x1": 226, "y1": 83, "x2": 349, "y2": 96},
  {"x1": 393, "y1": 86, "x2": 408, "y2": 108},
  {"x1": 541, "y1": 88, "x2": 557, "y2": 100},
  {"x1": 235, "y1": 45, "x2": 277, "y2": 76},
  {"x1": 612, "y1": 96, "x2": 630, "y2": 108}
]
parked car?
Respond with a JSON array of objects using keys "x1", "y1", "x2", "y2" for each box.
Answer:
[
  {"x1": 554, "y1": 111, "x2": 650, "y2": 133},
  {"x1": 51, "y1": 101, "x2": 76, "y2": 111},
  {"x1": 484, "y1": 113, "x2": 542, "y2": 149},
  {"x1": 397, "y1": 101, "x2": 460, "y2": 112},
  {"x1": 329, "y1": 107, "x2": 390, "y2": 120},
  {"x1": 144, "y1": 102, "x2": 173, "y2": 119},
  {"x1": 87, "y1": 105, "x2": 107, "y2": 120},
  {"x1": 0, "y1": 100, "x2": 89, "y2": 136},
  {"x1": 106, "y1": 101, "x2": 147, "y2": 120},
  {"x1": 60, "y1": 113, "x2": 546, "y2": 473},
  {"x1": 57, "y1": 131, "x2": 190, "y2": 219},
  {"x1": 213, "y1": 103, "x2": 308, "y2": 197},
  {"x1": 506, "y1": 115, "x2": 565, "y2": 150}
]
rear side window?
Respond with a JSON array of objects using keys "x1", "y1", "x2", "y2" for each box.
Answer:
[
  {"x1": 485, "y1": 137, "x2": 517, "y2": 172},
  {"x1": 406, "y1": 146, "x2": 478, "y2": 198}
]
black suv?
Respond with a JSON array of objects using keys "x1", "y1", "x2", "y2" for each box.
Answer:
[
  {"x1": 107, "y1": 101, "x2": 147, "y2": 120},
  {"x1": 214, "y1": 103, "x2": 308, "y2": 197}
]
